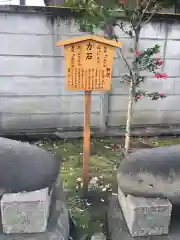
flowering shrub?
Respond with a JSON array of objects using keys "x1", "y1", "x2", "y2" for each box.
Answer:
[
  {"x1": 132, "y1": 45, "x2": 168, "y2": 101},
  {"x1": 120, "y1": 44, "x2": 168, "y2": 102}
]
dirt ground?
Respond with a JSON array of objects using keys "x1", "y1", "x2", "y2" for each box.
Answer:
[{"x1": 35, "y1": 136, "x2": 180, "y2": 239}]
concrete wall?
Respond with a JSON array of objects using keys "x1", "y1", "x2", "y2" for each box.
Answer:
[{"x1": 0, "y1": 7, "x2": 179, "y2": 134}]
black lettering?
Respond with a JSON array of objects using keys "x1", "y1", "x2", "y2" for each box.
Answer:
[
  {"x1": 71, "y1": 45, "x2": 75, "y2": 52},
  {"x1": 106, "y1": 68, "x2": 111, "y2": 78},
  {"x1": 85, "y1": 70, "x2": 87, "y2": 89},
  {"x1": 81, "y1": 69, "x2": 84, "y2": 89},
  {"x1": 86, "y1": 52, "x2": 92, "y2": 60},
  {"x1": 71, "y1": 68, "x2": 74, "y2": 88},
  {"x1": 88, "y1": 69, "x2": 91, "y2": 90},
  {"x1": 86, "y1": 42, "x2": 92, "y2": 51}
]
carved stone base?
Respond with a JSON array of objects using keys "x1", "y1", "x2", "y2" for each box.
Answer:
[
  {"x1": 1, "y1": 188, "x2": 52, "y2": 234},
  {"x1": 118, "y1": 188, "x2": 172, "y2": 237},
  {"x1": 0, "y1": 178, "x2": 70, "y2": 240}
]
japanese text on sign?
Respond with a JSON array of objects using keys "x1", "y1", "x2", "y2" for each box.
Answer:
[
  {"x1": 86, "y1": 42, "x2": 93, "y2": 60},
  {"x1": 64, "y1": 40, "x2": 115, "y2": 91}
]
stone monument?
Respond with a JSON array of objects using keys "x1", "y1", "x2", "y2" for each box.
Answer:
[
  {"x1": 0, "y1": 137, "x2": 69, "y2": 240},
  {"x1": 110, "y1": 145, "x2": 180, "y2": 238}
]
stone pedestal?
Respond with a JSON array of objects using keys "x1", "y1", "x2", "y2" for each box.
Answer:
[
  {"x1": 118, "y1": 188, "x2": 172, "y2": 237},
  {"x1": 107, "y1": 194, "x2": 180, "y2": 240},
  {"x1": 0, "y1": 188, "x2": 52, "y2": 234}
]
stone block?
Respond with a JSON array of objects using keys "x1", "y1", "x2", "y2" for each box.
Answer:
[
  {"x1": 0, "y1": 187, "x2": 52, "y2": 234},
  {"x1": 118, "y1": 188, "x2": 172, "y2": 237}
]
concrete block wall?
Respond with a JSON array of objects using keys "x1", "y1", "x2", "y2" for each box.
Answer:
[
  {"x1": 0, "y1": 7, "x2": 179, "y2": 134},
  {"x1": 0, "y1": 10, "x2": 101, "y2": 133}
]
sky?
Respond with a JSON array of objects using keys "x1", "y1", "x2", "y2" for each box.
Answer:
[{"x1": 0, "y1": 0, "x2": 45, "y2": 6}]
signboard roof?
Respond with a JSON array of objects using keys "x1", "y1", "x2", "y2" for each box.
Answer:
[{"x1": 56, "y1": 34, "x2": 122, "y2": 48}]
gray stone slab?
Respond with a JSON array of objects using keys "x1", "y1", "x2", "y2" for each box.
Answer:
[
  {"x1": 1, "y1": 188, "x2": 52, "y2": 234},
  {"x1": 107, "y1": 194, "x2": 180, "y2": 240},
  {"x1": 0, "y1": 178, "x2": 69, "y2": 240},
  {"x1": 118, "y1": 188, "x2": 172, "y2": 237}
]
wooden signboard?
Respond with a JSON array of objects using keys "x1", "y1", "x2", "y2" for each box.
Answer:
[
  {"x1": 56, "y1": 35, "x2": 122, "y2": 192},
  {"x1": 57, "y1": 35, "x2": 121, "y2": 91}
]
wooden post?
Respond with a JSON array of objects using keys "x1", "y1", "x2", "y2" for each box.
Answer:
[
  {"x1": 83, "y1": 91, "x2": 91, "y2": 192},
  {"x1": 56, "y1": 35, "x2": 122, "y2": 193}
]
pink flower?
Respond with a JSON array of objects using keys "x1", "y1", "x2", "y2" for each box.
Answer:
[
  {"x1": 154, "y1": 73, "x2": 168, "y2": 79},
  {"x1": 156, "y1": 59, "x2": 163, "y2": 66},
  {"x1": 137, "y1": 95, "x2": 142, "y2": 99},
  {"x1": 154, "y1": 73, "x2": 163, "y2": 78},
  {"x1": 162, "y1": 73, "x2": 168, "y2": 78},
  {"x1": 136, "y1": 51, "x2": 141, "y2": 57},
  {"x1": 161, "y1": 92, "x2": 165, "y2": 97},
  {"x1": 120, "y1": 0, "x2": 128, "y2": 4}
]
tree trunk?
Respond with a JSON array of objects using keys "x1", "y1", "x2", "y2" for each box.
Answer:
[
  {"x1": 124, "y1": 28, "x2": 140, "y2": 156},
  {"x1": 124, "y1": 79, "x2": 134, "y2": 155}
]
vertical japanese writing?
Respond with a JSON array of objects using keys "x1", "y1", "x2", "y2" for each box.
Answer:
[
  {"x1": 95, "y1": 69, "x2": 98, "y2": 90},
  {"x1": 75, "y1": 68, "x2": 78, "y2": 89},
  {"x1": 78, "y1": 53, "x2": 81, "y2": 67},
  {"x1": 75, "y1": 44, "x2": 81, "y2": 89},
  {"x1": 77, "y1": 44, "x2": 81, "y2": 67},
  {"x1": 66, "y1": 42, "x2": 113, "y2": 91},
  {"x1": 88, "y1": 69, "x2": 91, "y2": 90},
  {"x1": 71, "y1": 68, "x2": 74, "y2": 88},
  {"x1": 101, "y1": 69, "x2": 105, "y2": 88},
  {"x1": 70, "y1": 44, "x2": 76, "y2": 88},
  {"x1": 106, "y1": 68, "x2": 111, "y2": 78},
  {"x1": 71, "y1": 53, "x2": 75, "y2": 68},
  {"x1": 67, "y1": 68, "x2": 71, "y2": 86},
  {"x1": 81, "y1": 69, "x2": 84, "y2": 89},
  {"x1": 76, "y1": 44, "x2": 81, "y2": 51},
  {"x1": 96, "y1": 45, "x2": 101, "y2": 64},
  {"x1": 103, "y1": 46, "x2": 108, "y2": 68},
  {"x1": 85, "y1": 70, "x2": 88, "y2": 89},
  {"x1": 98, "y1": 69, "x2": 101, "y2": 89},
  {"x1": 91, "y1": 68, "x2": 95, "y2": 90},
  {"x1": 71, "y1": 45, "x2": 75, "y2": 53},
  {"x1": 74, "y1": 68, "x2": 76, "y2": 88},
  {"x1": 86, "y1": 42, "x2": 93, "y2": 60},
  {"x1": 78, "y1": 68, "x2": 81, "y2": 89}
]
